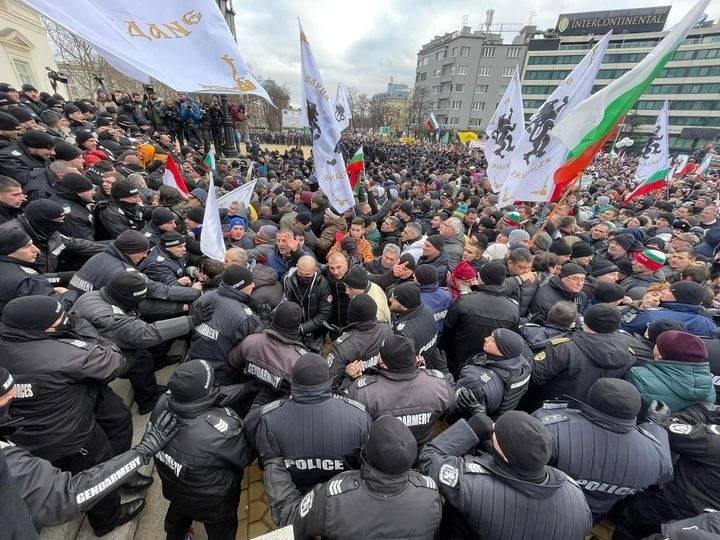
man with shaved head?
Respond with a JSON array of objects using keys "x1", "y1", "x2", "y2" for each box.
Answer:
[{"x1": 282, "y1": 255, "x2": 333, "y2": 351}]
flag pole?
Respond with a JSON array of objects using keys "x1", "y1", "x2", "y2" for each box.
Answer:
[{"x1": 529, "y1": 174, "x2": 581, "y2": 248}]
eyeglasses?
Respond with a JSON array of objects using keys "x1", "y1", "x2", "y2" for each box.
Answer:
[{"x1": 563, "y1": 275, "x2": 586, "y2": 283}]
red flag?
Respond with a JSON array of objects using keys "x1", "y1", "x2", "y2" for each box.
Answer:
[{"x1": 162, "y1": 156, "x2": 189, "y2": 195}]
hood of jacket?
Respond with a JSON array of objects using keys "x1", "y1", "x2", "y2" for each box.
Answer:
[
  {"x1": 572, "y1": 331, "x2": 634, "y2": 369},
  {"x1": 641, "y1": 359, "x2": 715, "y2": 402},
  {"x1": 252, "y1": 262, "x2": 278, "y2": 287},
  {"x1": 479, "y1": 453, "x2": 566, "y2": 499}
]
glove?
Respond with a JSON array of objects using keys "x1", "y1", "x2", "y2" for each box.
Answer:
[
  {"x1": 646, "y1": 400, "x2": 671, "y2": 426},
  {"x1": 456, "y1": 387, "x2": 487, "y2": 417},
  {"x1": 467, "y1": 412, "x2": 495, "y2": 441},
  {"x1": 256, "y1": 422, "x2": 281, "y2": 462},
  {"x1": 134, "y1": 410, "x2": 179, "y2": 459},
  {"x1": 191, "y1": 302, "x2": 215, "y2": 326}
]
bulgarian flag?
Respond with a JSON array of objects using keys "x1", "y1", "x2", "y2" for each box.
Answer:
[
  {"x1": 550, "y1": 0, "x2": 709, "y2": 189},
  {"x1": 346, "y1": 146, "x2": 364, "y2": 193},
  {"x1": 625, "y1": 101, "x2": 670, "y2": 202},
  {"x1": 426, "y1": 112, "x2": 439, "y2": 131},
  {"x1": 204, "y1": 150, "x2": 216, "y2": 170},
  {"x1": 162, "y1": 155, "x2": 189, "y2": 195}
]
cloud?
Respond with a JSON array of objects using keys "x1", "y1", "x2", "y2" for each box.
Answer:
[{"x1": 233, "y1": 0, "x2": 720, "y2": 106}]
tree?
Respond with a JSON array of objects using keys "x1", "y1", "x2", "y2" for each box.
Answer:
[
  {"x1": 346, "y1": 88, "x2": 369, "y2": 131},
  {"x1": 258, "y1": 80, "x2": 290, "y2": 131},
  {"x1": 406, "y1": 86, "x2": 431, "y2": 135}
]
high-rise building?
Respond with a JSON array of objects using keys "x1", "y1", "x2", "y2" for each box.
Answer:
[
  {"x1": 415, "y1": 26, "x2": 531, "y2": 131},
  {"x1": 522, "y1": 7, "x2": 720, "y2": 152}
]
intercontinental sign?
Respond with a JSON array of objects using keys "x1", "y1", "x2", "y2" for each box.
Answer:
[{"x1": 556, "y1": 6, "x2": 671, "y2": 36}]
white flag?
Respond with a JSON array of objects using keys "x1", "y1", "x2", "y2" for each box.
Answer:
[
  {"x1": 635, "y1": 101, "x2": 670, "y2": 183},
  {"x1": 671, "y1": 154, "x2": 689, "y2": 179},
  {"x1": 484, "y1": 66, "x2": 524, "y2": 193},
  {"x1": 335, "y1": 84, "x2": 351, "y2": 132},
  {"x1": 200, "y1": 180, "x2": 226, "y2": 262},
  {"x1": 300, "y1": 22, "x2": 355, "y2": 213},
  {"x1": 498, "y1": 32, "x2": 611, "y2": 207},
  {"x1": 217, "y1": 180, "x2": 257, "y2": 209},
  {"x1": 696, "y1": 153, "x2": 714, "y2": 175},
  {"x1": 21, "y1": 0, "x2": 272, "y2": 101}
]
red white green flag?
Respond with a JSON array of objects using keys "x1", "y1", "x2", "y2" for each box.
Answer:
[
  {"x1": 550, "y1": 0, "x2": 709, "y2": 190},
  {"x1": 346, "y1": 146, "x2": 364, "y2": 193},
  {"x1": 426, "y1": 112, "x2": 439, "y2": 131},
  {"x1": 625, "y1": 101, "x2": 669, "y2": 202}
]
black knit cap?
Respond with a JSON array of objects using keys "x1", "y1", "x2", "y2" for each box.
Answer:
[
  {"x1": 594, "y1": 283, "x2": 625, "y2": 303},
  {"x1": 549, "y1": 239, "x2": 571, "y2": 256},
  {"x1": 343, "y1": 266, "x2": 368, "y2": 289},
  {"x1": 391, "y1": 282, "x2": 421, "y2": 309},
  {"x1": 223, "y1": 266, "x2": 253, "y2": 289},
  {"x1": 380, "y1": 334, "x2": 416, "y2": 372},
  {"x1": 591, "y1": 259, "x2": 619, "y2": 278},
  {"x1": 348, "y1": 294, "x2": 377, "y2": 323},
  {"x1": 364, "y1": 415, "x2": 417, "y2": 475},
  {"x1": 0, "y1": 367, "x2": 14, "y2": 398},
  {"x1": 669, "y1": 281, "x2": 706, "y2": 306},
  {"x1": 0, "y1": 111, "x2": 19, "y2": 131},
  {"x1": 0, "y1": 229, "x2": 31, "y2": 256},
  {"x1": 559, "y1": 262, "x2": 587, "y2": 278},
  {"x1": 584, "y1": 304, "x2": 621, "y2": 333},
  {"x1": 7, "y1": 106, "x2": 31, "y2": 123},
  {"x1": 587, "y1": 378, "x2": 641, "y2": 420},
  {"x1": 427, "y1": 234, "x2": 445, "y2": 252},
  {"x1": 168, "y1": 360, "x2": 215, "y2": 402},
  {"x1": 21, "y1": 130, "x2": 55, "y2": 149},
  {"x1": 151, "y1": 207, "x2": 176, "y2": 226},
  {"x1": 492, "y1": 328, "x2": 525, "y2": 359},
  {"x1": 160, "y1": 231, "x2": 185, "y2": 249},
  {"x1": 647, "y1": 319, "x2": 686, "y2": 343},
  {"x1": 103, "y1": 271, "x2": 148, "y2": 309},
  {"x1": 60, "y1": 173, "x2": 93, "y2": 193},
  {"x1": 613, "y1": 233, "x2": 642, "y2": 252},
  {"x1": 115, "y1": 230, "x2": 149, "y2": 254},
  {"x1": 186, "y1": 207, "x2": 204, "y2": 224},
  {"x1": 2, "y1": 296, "x2": 64, "y2": 331},
  {"x1": 271, "y1": 302, "x2": 302, "y2": 334},
  {"x1": 292, "y1": 353, "x2": 329, "y2": 386},
  {"x1": 75, "y1": 130, "x2": 95, "y2": 146},
  {"x1": 494, "y1": 411, "x2": 552, "y2": 474},
  {"x1": 110, "y1": 180, "x2": 139, "y2": 199},
  {"x1": 571, "y1": 241, "x2": 594, "y2": 258},
  {"x1": 415, "y1": 264, "x2": 438, "y2": 286},
  {"x1": 479, "y1": 260, "x2": 507, "y2": 286}
]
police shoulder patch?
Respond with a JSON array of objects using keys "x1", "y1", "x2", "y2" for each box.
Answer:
[
  {"x1": 409, "y1": 472, "x2": 437, "y2": 490},
  {"x1": 668, "y1": 423, "x2": 693, "y2": 435},
  {"x1": 424, "y1": 369, "x2": 445, "y2": 379},
  {"x1": 19, "y1": 266, "x2": 38, "y2": 275},
  {"x1": 538, "y1": 413, "x2": 568, "y2": 426},
  {"x1": 205, "y1": 414, "x2": 230, "y2": 433},
  {"x1": 299, "y1": 489, "x2": 314, "y2": 517},
  {"x1": 708, "y1": 425, "x2": 720, "y2": 435},
  {"x1": 111, "y1": 305, "x2": 125, "y2": 316},
  {"x1": 326, "y1": 475, "x2": 358, "y2": 496},
  {"x1": 438, "y1": 463, "x2": 459, "y2": 488},
  {"x1": 224, "y1": 407, "x2": 240, "y2": 421},
  {"x1": 396, "y1": 322, "x2": 406, "y2": 331},
  {"x1": 465, "y1": 462, "x2": 488, "y2": 475},
  {"x1": 243, "y1": 306, "x2": 253, "y2": 316},
  {"x1": 144, "y1": 232, "x2": 152, "y2": 237},
  {"x1": 58, "y1": 338, "x2": 89, "y2": 349},
  {"x1": 355, "y1": 375, "x2": 378, "y2": 389},
  {"x1": 331, "y1": 394, "x2": 367, "y2": 412},
  {"x1": 533, "y1": 350, "x2": 546, "y2": 362},
  {"x1": 564, "y1": 473, "x2": 579, "y2": 487},
  {"x1": 541, "y1": 399, "x2": 569, "y2": 410},
  {"x1": 550, "y1": 337, "x2": 570, "y2": 346},
  {"x1": 156, "y1": 256, "x2": 165, "y2": 262},
  {"x1": 10, "y1": 150, "x2": 21, "y2": 156},
  {"x1": 260, "y1": 399, "x2": 286, "y2": 416}
]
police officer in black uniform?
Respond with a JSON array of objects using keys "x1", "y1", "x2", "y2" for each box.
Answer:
[
  {"x1": 420, "y1": 408, "x2": 593, "y2": 539},
  {"x1": 50, "y1": 173, "x2": 97, "y2": 240},
  {"x1": 245, "y1": 353, "x2": 371, "y2": 493},
  {"x1": 94, "y1": 180, "x2": 146, "y2": 240},
  {"x1": 139, "y1": 231, "x2": 191, "y2": 287},
  {"x1": 327, "y1": 294, "x2": 394, "y2": 385},
  {"x1": 456, "y1": 328, "x2": 531, "y2": 419},
  {"x1": 141, "y1": 207, "x2": 178, "y2": 248},
  {"x1": 345, "y1": 334, "x2": 455, "y2": 446},
  {"x1": 188, "y1": 266, "x2": 262, "y2": 385},
  {"x1": 0, "y1": 129, "x2": 55, "y2": 186},
  {"x1": 0, "y1": 296, "x2": 145, "y2": 536},
  {"x1": 260, "y1": 415, "x2": 442, "y2": 539},
  {"x1": 614, "y1": 401, "x2": 720, "y2": 540},
  {"x1": 151, "y1": 360, "x2": 252, "y2": 540},
  {"x1": 0, "y1": 367, "x2": 179, "y2": 530},
  {"x1": 71, "y1": 272, "x2": 214, "y2": 414},
  {"x1": 532, "y1": 378, "x2": 673, "y2": 522}
]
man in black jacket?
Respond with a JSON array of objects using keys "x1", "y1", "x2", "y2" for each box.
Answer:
[
  {"x1": 529, "y1": 263, "x2": 589, "y2": 325},
  {"x1": 0, "y1": 130, "x2": 55, "y2": 186},
  {"x1": 0, "y1": 175, "x2": 25, "y2": 224},
  {"x1": 51, "y1": 172, "x2": 96, "y2": 240},
  {"x1": 139, "y1": 232, "x2": 191, "y2": 287},
  {"x1": 94, "y1": 180, "x2": 145, "y2": 240},
  {"x1": 443, "y1": 260, "x2": 519, "y2": 376}
]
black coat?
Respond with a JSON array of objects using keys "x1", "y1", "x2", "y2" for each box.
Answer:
[
  {"x1": 529, "y1": 276, "x2": 588, "y2": 325},
  {"x1": 0, "y1": 142, "x2": 49, "y2": 186}
]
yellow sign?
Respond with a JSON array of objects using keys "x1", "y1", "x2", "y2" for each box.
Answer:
[
  {"x1": 458, "y1": 131, "x2": 479, "y2": 144},
  {"x1": 399, "y1": 137, "x2": 416, "y2": 143}
]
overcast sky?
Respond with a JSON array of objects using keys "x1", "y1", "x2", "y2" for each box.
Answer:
[{"x1": 233, "y1": 0, "x2": 719, "y2": 106}]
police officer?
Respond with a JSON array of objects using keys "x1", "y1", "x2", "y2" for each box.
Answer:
[
  {"x1": 532, "y1": 378, "x2": 673, "y2": 522},
  {"x1": 70, "y1": 230, "x2": 200, "y2": 316},
  {"x1": 139, "y1": 231, "x2": 191, "y2": 287},
  {"x1": 0, "y1": 368, "x2": 179, "y2": 530},
  {"x1": 141, "y1": 206, "x2": 178, "y2": 248},
  {"x1": 71, "y1": 272, "x2": 213, "y2": 414},
  {"x1": 50, "y1": 172, "x2": 96, "y2": 240},
  {"x1": 230, "y1": 302, "x2": 307, "y2": 405},
  {"x1": 189, "y1": 266, "x2": 261, "y2": 385},
  {"x1": 0, "y1": 129, "x2": 55, "y2": 186},
  {"x1": 455, "y1": 328, "x2": 532, "y2": 419},
  {"x1": 94, "y1": 180, "x2": 146, "y2": 240},
  {"x1": 420, "y1": 409, "x2": 593, "y2": 539},
  {"x1": 260, "y1": 415, "x2": 442, "y2": 539},
  {"x1": 614, "y1": 401, "x2": 720, "y2": 540},
  {"x1": 345, "y1": 334, "x2": 455, "y2": 446},
  {"x1": 151, "y1": 360, "x2": 252, "y2": 540},
  {"x1": 388, "y1": 282, "x2": 440, "y2": 366},
  {"x1": 328, "y1": 294, "x2": 394, "y2": 386},
  {"x1": 245, "y1": 353, "x2": 371, "y2": 493},
  {"x1": 0, "y1": 296, "x2": 143, "y2": 537}
]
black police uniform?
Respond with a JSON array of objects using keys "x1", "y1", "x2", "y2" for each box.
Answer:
[
  {"x1": 0, "y1": 452, "x2": 37, "y2": 540},
  {"x1": 94, "y1": 199, "x2": 145, "y2": 240},
  {"x1": 420, "y1": 419, "x2": 593, "y2": 539},
  {"x1": 151, "y1": 393, "x2": 251, "y2": 540},
  {"x1": 0, "y1": 141, "x2": 47, "y2": 186},
  {"x1": 188, "y1": 283, "x2": 262, "y2": 385},
  {"x1": 245, "y1": 379, "x2": 372, "y2": 493},
  {"x1": 393, "y1": 303, "x2": 440, "y2": 363},
  {"x1": 23, "y1": 167, "x2": 59, "y2": 201},
  {"x1": 327, "y1": 319, "x2": 394, "y2": 383},
  {"x1": 140, "y1": 222, "x2": 165, "y2": 248},
  {"x1": 533, "y1": 402, "x2": 673, "y2": 521},
  {"x1": 0, "y1": 255, "x2": 60, "y2": 312},
  {"x1": 139, "y1": 245, "x2": 188, "y2": 286},
  {"x1": 52, "y1": 188, "x2": 94, "y2": 240},
  {"x1": 456, "y1": 353, "x2": 532, "y2": 419}
]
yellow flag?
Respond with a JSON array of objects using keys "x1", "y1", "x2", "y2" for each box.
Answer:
[{"x1": 458, "y1": 131, "x2": 479, "y2": 144}]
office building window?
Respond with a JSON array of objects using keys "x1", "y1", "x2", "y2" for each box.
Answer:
[
  {"x1": 452, "y1": 47, "x2": 457, "y2": 57},
  {"x1": 454, "y1": 84, "x2": 464, "y2": 92},
  {"x1": 449, "y1": 117, "x2": 460, "y2": 125},
  {"x1": 434, "y1": 68, "x2": 443, "y2": 78},
  {"x1": 472, "y1": 101, "x2": 485, "y2": 110},
  {"x1": 478, "y1": 67, "x2": 492, "y2": 77},
  {"x1": 436, "y1": 50, "x2": 446, "y2": 60},
  {"x1": 460, "y1": 46, "x2": 471, "y2": 56},
  {"x1": 469, "y1": 118, "x2": 480, "y2": 126},
  {"x1": 452, "y1": 100, "x2": 462, "y2": 110},
  {"x1": 457, "y1": 65, "x2": 467, "y2": 75},
  {"x1": 482, "y1": 46, "x2": 496, "y2": 57},
  {"x1": 475, "y1": 84, "x2": 488, "y2": 93},
  {"x1": 502, "y1": 67, "x2": 514, "y2": 77},
  {"x1": 507, "y1": 48, "x2": 520, "y2": 58},
  {"x1": 432, "y1": 85, "x2": 439, "y2": 94}
]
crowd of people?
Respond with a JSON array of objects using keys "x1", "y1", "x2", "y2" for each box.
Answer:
[{"x1": 0, "y1": 79, "x2": 719, "y2": 540}]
